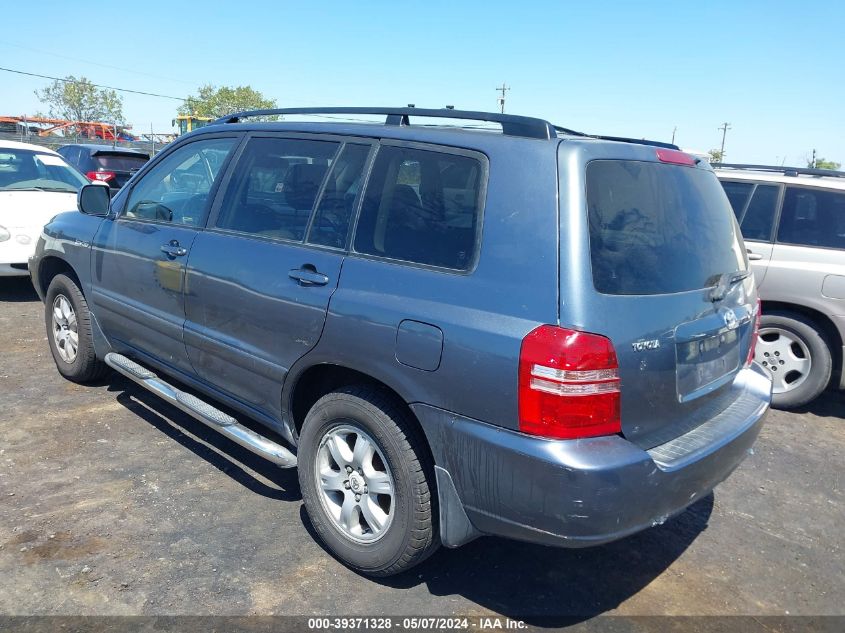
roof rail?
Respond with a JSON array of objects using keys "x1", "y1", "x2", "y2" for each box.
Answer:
[
  {"x1": 212, "y1": 107, "x2": 558, "y2": 140},
  {"x1": 712, "y1": 163, "x2": 845, "y2": 179}
]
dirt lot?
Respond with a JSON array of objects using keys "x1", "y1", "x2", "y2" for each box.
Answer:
[{"x1": 1, "y1": 276, "x2": 842, "y2": 623}]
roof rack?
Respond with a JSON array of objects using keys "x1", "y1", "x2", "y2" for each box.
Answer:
[
  {"x1": 212, "y1": 107, "x2": 559, "y2": 140},
  {"x1": 712, "y1": 163, "x2": 845, "y2": 179}
]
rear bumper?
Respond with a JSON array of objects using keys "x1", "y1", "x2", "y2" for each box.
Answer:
[{"x1": 413, "y1": 364, "x2": 771, "y2": 548}]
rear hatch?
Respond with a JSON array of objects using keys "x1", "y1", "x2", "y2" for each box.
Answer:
[
  {"x1": 565, "y1": 150, "x2": 757, "y2": 449},
  {"x1": 92, "y1": 151, "x2": 149, "y2": 188}
]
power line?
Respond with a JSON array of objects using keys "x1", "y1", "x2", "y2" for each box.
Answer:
[
  {"x1": 0, "y1": 66, "x2": 186, "y2": 101},
  {"x1": 0, "y1": 39, "x2": 196, "y2": 86}
]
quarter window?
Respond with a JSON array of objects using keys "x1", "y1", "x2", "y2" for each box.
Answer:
[
  {"x1": 353, "y1": 146, "x2": 483, "y2": 270},
  {"x1": 124, "y1": 138, "x2": 235, "y2": 225},
  {"x1": 777, "y1": 187, "x2": 845, "y2": 249},
  {"x1": 216, "y1": 138, "x2": 339, "y2": 241}
]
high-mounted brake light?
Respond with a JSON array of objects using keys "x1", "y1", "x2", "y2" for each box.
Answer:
[
  {"x1": 518, "y1": 325, "x2": 621, "y2": 440},
  {"x1": 746, "y1": 299, "x2": 762, "y2": 366},
  {"x1": 655, "y1": 148, "x2": 696, "y2": 166},
  {"x1": 87, "y1": 170, "x2": 115, "y2": 183}
]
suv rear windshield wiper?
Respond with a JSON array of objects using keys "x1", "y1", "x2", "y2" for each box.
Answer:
[{"x1": 709, "y1": 270, "x2": 752, "y2": 302}]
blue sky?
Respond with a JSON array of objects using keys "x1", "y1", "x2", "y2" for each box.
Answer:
[{"x1": 1, "y1": 0, "x2": 842, "y2": 165}]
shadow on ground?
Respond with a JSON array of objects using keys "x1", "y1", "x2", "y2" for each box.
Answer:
[
  {"x1": 302, "y1": 495, "x2": 712, "y2": 625},
  {"x1": 794, "y1": 389, "x2": 845, "y2": 419},
  {"x1": 108, "y1": 359, "x2": 710, "y2": 626},
  {"x1": 109, "y1": 377, "x2": 300, "y2": 502},
  {"x1": 0, "y1": 277, "x2": 39, "y2": 302}
]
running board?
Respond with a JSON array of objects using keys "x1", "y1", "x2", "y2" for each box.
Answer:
[{"x1": 104, "y1": 352, "x2": 297, "y2": 468}]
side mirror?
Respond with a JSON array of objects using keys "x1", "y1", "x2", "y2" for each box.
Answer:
[{"x1": 77, "y1": 183, "x2": 111, "y2": 216}]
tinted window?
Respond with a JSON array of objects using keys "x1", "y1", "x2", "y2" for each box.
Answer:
[
  {"x1": 721, "y1": 180, "x2": 754, "y2": 219},
  {"x1": 94, "y1": 152, "x2": 149, "y2": 171},
  {"x1": 353, "y1": 146, "x2": 483, "y2": 269},
  {"x1": 587, "y1": 161, "x2": 744, "y2": 295},
  {"x1": 740, "y1": 184, "x2": 779, "y2": 241},
  {"x1": 124, "y1": 137, "x2": 235, "y2": 225},
  {"x1": 307, "y1": 143, "x2": 370, "y2": 248},
  {"x1": 0, "y1": 149, "x2": 89, "y2": 192},
  {"x1": 777, "y1": 187, "x2": 845, "y2": 249},
  {"x1": 216, "y1": 138, "x2": 339, "y2": 241}
]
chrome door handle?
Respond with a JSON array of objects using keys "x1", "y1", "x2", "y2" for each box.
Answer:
[
  {"x1": 161, "y1": 242, "x2": 187, "y2": 257},
  {"x1": 289, "y1": 266, "x2": 329, "y2": 286},
  {"x1": 746, "y1": 249, "x2": 763, "y2": 261}
]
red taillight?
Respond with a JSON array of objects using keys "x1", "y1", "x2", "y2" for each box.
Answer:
[
  {"x1": 655, "y1": 148, "x2": 696, "y2": 166},
  {"x1": 86, "y1": 170, "x2": 115, "y2": 183},
  {"x1": 518, "y1": 325, "x2": 621, "y2": 440},
  {"x1": 746, "y1": 299, "x2": 762, "y2": 366}
]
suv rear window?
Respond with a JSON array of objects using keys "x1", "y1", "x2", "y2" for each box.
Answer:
[
  {"x1": 587, "y1": 160, "x2": 744, "y2": 295},
  {"x1": 94, "y1": 152, "x2": 148, "y2": 171},
  {"x1": 353, "y1": 146, "x2": 483, "y2": 270}
]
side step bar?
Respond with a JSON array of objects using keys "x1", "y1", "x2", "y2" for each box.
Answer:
[{"x1": 105, "y1": 352, "x2": 297, "y2": 468}]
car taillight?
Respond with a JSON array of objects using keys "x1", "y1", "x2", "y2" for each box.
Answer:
[
  {"x1": 87, "y1": 170, "x2": 115, "y2": 183},
  {"x1": 518, "y1": 325, "x2": 621, "y2": 440},
  {"x1": 746, "y1": 299, "x2": 762, "y2": 366}
]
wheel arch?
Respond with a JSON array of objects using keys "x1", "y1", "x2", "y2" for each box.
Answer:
[{"x1": 37, "y1": 256, "x2": 82, "y2": 299}]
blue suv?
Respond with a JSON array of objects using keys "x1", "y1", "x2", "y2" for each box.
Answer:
[{"x1": 30, "y1": 107, "x2": 771, "y2": 576}]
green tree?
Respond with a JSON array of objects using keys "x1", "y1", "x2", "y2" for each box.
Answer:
[
  {"x1": 179, "y1": 85, "x2": 276, "y2": 119},
  {"x1": 35, "y1": 76, "x2": 124, "y2": 123},
  {"x1": 808, "y1": 157, "x2": 841, "y2": 170},
  {"x1": 707, "y1": 149, "x2": 724, "y2": 163}
]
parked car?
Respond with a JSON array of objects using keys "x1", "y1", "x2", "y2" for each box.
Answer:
[
  {"x1": 715, "y1": 164, "x2": 845, "y2": 409},
  {"x1": 56, "y1": 144, "x2": 149, "y2": 190},
  {"x1": 30, "y1": 107, "x2": 770, "y2": 576},
  {"x1": 0, "y1": 140, "x2": 92, "y2": 277}
]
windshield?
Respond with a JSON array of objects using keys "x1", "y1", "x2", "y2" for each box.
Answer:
[
  {"x1": 586, "y1": 160, "x2": 745, "y2": 295},
  {"x1": 0, "y1": 148, "x2": 89, "y2": 192}
]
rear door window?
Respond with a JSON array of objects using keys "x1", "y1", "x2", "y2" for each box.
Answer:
[
  {"x1": 306, "y1": 143, "x2": 371, "y2": 249},
  {"x1": 738, "y1": 184, "x2": 779, "y2": 241},
  {"x1": 353, "y1": 145, "x2": 484, "y2": 270},
  {"x1": 777, "y1": 186, "x2": 845, "y2": 250},
  {"x1": 587, "y1": 161, "x2": 744, "y2": 295},
  {"x1": 215, "y1": 137, "x2": 340, "y2": 241},
  {"x1": 721, "y1": 180, "x2": 754, "y2": 218}
]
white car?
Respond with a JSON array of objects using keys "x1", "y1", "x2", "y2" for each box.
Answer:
[{"x1": 0, "y1": 140, "x2": 92, "y2": 277}]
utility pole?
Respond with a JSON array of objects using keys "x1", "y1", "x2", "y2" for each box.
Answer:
[
  {"x1": 496, "y1": 83, "x2": 510, "y2": 114},
  {"x1": 811, "y1": 149, "x2": 816, "y2": 168},
  {"x1": 718, "y1": 122, "x2": 731, "y2": 161}
]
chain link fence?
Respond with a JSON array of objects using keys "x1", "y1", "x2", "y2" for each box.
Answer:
[{"x1": 0, "y1": 130, "x2": 168, "y2": 156}]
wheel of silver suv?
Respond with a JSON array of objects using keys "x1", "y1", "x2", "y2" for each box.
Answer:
[{"x1": 755, "y1": 312, "x2": 833, "y2": 409}]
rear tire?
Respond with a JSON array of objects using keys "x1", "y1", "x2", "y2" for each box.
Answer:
[
  {"x1": 756, "y1": 311, "x2": 832, "y2": 409},
  {"x1": 298, "y1": 386, "x2": 439, "y2": 576},
  {"x1": 44, "y1": 274, "x2": 108, "y2": 384}
]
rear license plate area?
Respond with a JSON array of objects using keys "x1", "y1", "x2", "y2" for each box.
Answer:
[{"x1": 676, "y1": 328, "x2": 739, "y2": 400}]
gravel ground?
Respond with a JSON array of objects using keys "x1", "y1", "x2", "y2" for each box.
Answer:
[{"x1": 1, "y1": 276, "x2": 842, "y2": 625}]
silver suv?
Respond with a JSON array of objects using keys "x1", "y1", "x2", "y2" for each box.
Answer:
[{"x1": 716, "y1": 164, "x2": 845, "y2": 408}]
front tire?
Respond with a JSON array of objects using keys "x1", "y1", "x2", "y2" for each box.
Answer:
[
  {"x1": 298, "y1": 386, "x2": 439, "y2": 576},
  {"x1": 756, "y1": 311, "x2": 832, "y2": 409},
  {"x1": 44, "y1": 274, "x2": 108, "y2": 383}
]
